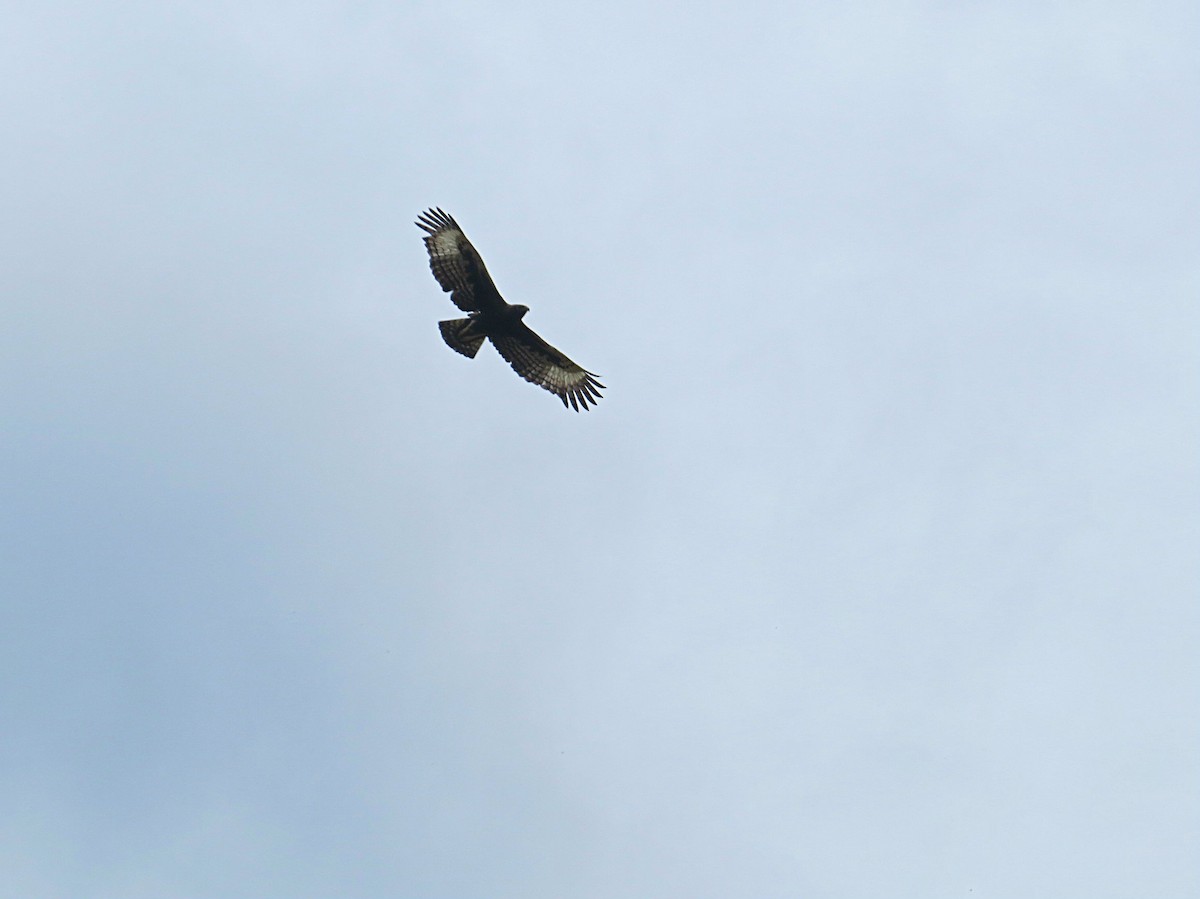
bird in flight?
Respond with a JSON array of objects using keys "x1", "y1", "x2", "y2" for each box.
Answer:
[{"x1": 416, "y1": 208, "x2": 605, "y2": 411}]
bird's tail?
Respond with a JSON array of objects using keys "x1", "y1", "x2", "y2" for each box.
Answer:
[{"x1": 439, "y1": 318, "x2": 487, "y2": 358}]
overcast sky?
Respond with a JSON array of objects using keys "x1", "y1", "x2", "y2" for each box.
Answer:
[{"x1": 2, "y1": 2, "x2": 1197, "y2": 897}]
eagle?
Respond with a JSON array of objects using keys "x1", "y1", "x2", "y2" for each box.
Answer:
[{"x1": 416, "y1": 208, "x2": 605, "y2": 411}]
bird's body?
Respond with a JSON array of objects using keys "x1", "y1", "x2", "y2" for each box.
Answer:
[{"x1": 416, "y1": 208, "x2": 604, "y2": 411}]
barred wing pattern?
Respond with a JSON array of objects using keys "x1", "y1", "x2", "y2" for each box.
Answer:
[
  {"x1": 491, "y1": 330, "x2": 605, "y2": 411},
  {"x1": 417, "y1": 207, "x2": 604, "y2": 411},
  {"x1": 415, "y1": 207, "x2": 501, "y2": 313}
]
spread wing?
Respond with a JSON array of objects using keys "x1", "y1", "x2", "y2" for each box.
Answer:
[
  {"x1": 490, "y1": 323, "x2": 605, "y2": 411},
  {"x1": 416, "y1": 208, "x2": 504, "y2": 313}
]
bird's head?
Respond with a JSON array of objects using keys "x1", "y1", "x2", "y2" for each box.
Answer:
[{"x1": 510, "y1": 304, "x2": 530, "y2": 320}]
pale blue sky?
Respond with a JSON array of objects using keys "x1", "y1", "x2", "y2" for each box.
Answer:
[{"x1": 2, "y1": 2, "x2": 1197, "y2": 897}]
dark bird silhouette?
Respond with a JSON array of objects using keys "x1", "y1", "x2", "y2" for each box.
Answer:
[{"x1": 416, "y1": 208, "x2": 604, "y2": 411}]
